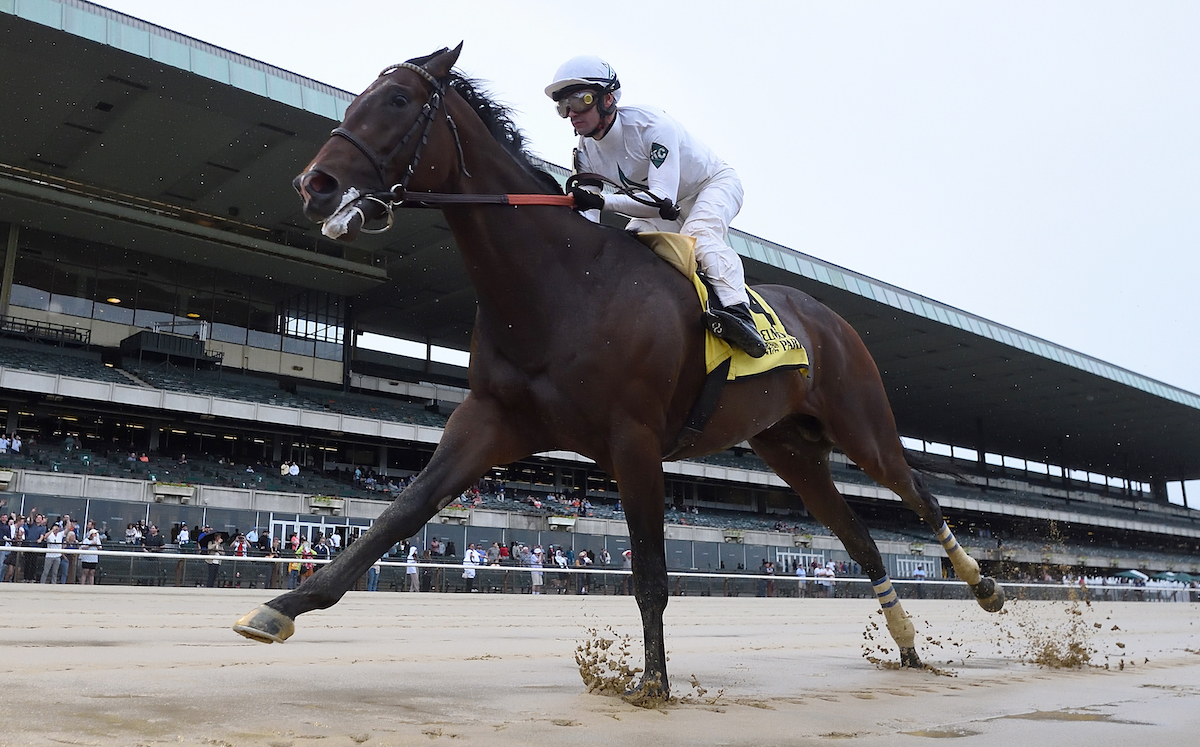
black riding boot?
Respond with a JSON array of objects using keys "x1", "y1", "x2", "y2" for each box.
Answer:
[{"x1": 706, "y1": 302, "x2": 768, "y2": 358}]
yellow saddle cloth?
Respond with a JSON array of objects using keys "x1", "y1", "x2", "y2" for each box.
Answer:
[{"x1": 637, "y1": 232, "x2": 809, "y2": 380}]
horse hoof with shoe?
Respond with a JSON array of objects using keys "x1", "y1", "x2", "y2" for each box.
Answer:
[{"x1": 242, "y1": 44, "x2": 1007, "y2": 696}]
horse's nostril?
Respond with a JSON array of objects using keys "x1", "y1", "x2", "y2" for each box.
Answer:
[{"x1": 305, "y1": 171, "x2": 337, "y2": 196}]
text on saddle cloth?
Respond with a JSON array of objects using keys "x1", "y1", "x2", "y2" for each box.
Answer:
[{"x1": 634, "y1": 232, "x2": 809, "y2": 380}]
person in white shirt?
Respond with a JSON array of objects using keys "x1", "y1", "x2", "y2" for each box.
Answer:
[
  {"x1": 0, "y1": 434, "x2": 9, "y2": 454},
  {"x1": 80, "y1": 525, "x2": 101, "y2": 585},
  {"x1": 406, "y1": 544, "x2": 420, "y2": 592},
  {"x1": 462, "y1": 543, "x2": 481, "y2": 592},
  {"x1": 40, "y1": 522, "x2": 66, "y2": 583},
  {"x1": 11, "y1": 434, "x2": 21, "y2": 454},
  {"x1": 546, "y1": 55, "x2": 766, "y2": 358}
]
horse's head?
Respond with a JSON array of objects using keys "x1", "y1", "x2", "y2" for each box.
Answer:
[{"x1": 294, "y1": 45, "x2": 464, "y2": 241}]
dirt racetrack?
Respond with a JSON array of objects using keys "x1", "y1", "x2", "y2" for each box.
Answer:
[{"x1": 2, "y1": 585, "x2": 1199, "y2": 746}]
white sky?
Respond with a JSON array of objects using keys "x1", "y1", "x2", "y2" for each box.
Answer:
[{"x1": 88, "y1": 1, "x2": 1199, "y2": 500}]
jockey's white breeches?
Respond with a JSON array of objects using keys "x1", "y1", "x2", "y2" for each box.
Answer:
[{"x1": 625, "y1": 168, "x2": 747, "y2": 308}]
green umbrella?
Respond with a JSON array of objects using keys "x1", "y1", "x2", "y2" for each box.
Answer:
[
  {"x1": 1114, "y1": 569, "x2": 1148, "y2": 580},
  {"x1": 1151, "y1": 571, "x2": 1194, "y2": 582}
]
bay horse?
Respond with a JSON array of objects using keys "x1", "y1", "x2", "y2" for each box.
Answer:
[{"x1": 235, "y1": 44, "x2": 1004, "y2": 704}]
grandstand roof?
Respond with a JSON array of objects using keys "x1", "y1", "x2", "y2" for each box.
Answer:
[{"x1": 2, "y1": 1, "x2": 1198, "y2": 484}]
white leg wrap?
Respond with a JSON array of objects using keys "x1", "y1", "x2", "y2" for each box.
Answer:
[
  {"x1": 936, "y1": 522, "x2": 981, "y2": 585},
  {"x1": 872, "y1": 576, "x2": 915, "y2": 649}
]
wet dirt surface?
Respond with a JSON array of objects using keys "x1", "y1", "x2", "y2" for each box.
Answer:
[{"x1": 2, "y1": 586, "x2": 1199, "y2": 746}]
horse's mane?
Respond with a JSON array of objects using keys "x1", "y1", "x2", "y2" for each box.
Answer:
[{"x1": 402, "y1": 52, "x2": 562, "y2": 194}]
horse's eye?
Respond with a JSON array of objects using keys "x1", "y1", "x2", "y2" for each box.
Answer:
[{"x1": 392, "y1": 94, "x2": 409, "y2": 107}]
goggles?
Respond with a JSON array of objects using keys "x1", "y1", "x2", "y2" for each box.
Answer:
[{"x1": 555, "y1": 89, "x2": 601, "y2": 118}]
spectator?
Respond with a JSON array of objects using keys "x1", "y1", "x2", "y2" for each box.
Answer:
[
  {"x1": 10, "y1": 434, "x2": 20, "y2": 454},
  {"x1": 143, "y1": 525, "x2": 165, "y2": 553},
  {"x1": 40, "y1": 521, "x2": 66, "y2": 583},
  {"x1": 406, "y1": 544, "x2": 419, "y2": 591},
  {"x1": 79, "y1": 525, "x2": 101, "y2": 585},
  {"x1": 177, "y1": 524, "x2": 190, "y2": 546},
  {"x1": 462, "y1": 542, "x2": 480, "y2": 592},
  {"x1": 24, "y1": 513, "x2": 47, "y2": 582},
  {"x1": 289, "y1": 462, "x2": 300, "y2": 478},
  {"x1": 368, "y1": 554, "x2": 381, "y2": 592},
  {"x1": 576, "y1": 549, "x2": 592, "y2": 595},
  {"x1": 530, "y1": 547, "x2": 544, "y2": 595},
  {"x1": 205, "y1": 535, "x2": 224, "y2": 587}
]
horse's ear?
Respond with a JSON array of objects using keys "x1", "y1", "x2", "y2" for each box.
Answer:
[{"x1": 424, "y1": 42, "x2": 463, "y2": 79}]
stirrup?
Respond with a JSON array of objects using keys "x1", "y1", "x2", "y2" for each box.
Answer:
[{"x1": 706, "y1": 304, "x2": 767, "y2": 358}]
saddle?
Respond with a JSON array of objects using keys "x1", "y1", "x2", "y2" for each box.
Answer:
[
  {"x1": 635, "y1": 232, "x2": 809, "y2": 380},
  {"x1": 636, "y1": 232, "x2": 810, "y2": 457}
]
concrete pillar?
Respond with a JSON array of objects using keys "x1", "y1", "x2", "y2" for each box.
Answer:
[
  {"x1": 272, "y1": 436, "x2": 283, "y2": 463},
  {"x1": 0, "y1": 224, "x2": 17, "y2": 318},
  {"x1": 148, "y1": 419, "x2": 161, "y2": 453},
  {"x1": 378, "y1": 444, "x2": 388, "y2": 475},
  {"x1": 1150, "y1": 477, "x2": 1169, "y2": 503}
]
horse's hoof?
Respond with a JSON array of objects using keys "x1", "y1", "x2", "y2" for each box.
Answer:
[
  {"x1": 233, "y1": 604, "x2": 295, "y2": 644},
  {"x1": 972, "y1": 577, "x2": 1005, "y2": 613},
  {"x1": 900, "y1": 647, "x2": 923, "y2": 669},
  {"x1": 622, "y1": 674, "x2": 670, "y2": 708}
]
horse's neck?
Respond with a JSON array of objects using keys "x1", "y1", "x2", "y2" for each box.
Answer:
[{"x1": 438, "y1": 125, "x2": 598, "y2": 319}]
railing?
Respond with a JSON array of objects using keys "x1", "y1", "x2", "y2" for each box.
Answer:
[
  {"x1": 0, "y1": 315, "x2": 90, "y2": 345},
  {"x1": 1, "y1": 547, "x2": 1196, "y2": 603}
]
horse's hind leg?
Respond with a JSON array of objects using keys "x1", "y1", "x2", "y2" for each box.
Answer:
[
  {"x1": 233, "y1": 396, "x2": 533, "y2": 642},
  {"x1": 823, "y1": 401, "x2": 1004, "y2": 612},
  {"x1": 750, "y1": 423, "x2": 922, "y2": 668}
]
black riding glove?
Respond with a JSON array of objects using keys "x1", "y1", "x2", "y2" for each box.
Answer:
[
  {"x1": 657, "y1": 200, "x2": 680, "y2": 221},
  {"x1": 569, "y1": 187, "x2": 605, "y2": 213}
]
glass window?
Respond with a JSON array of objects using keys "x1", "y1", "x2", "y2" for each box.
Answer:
[
  {"x1": 150, "y1": 34, "x2": 190, "y2": 69},
  {"x1": 302, "y1": 88, "x2": 339, "y2": 119},
  {"x1": 62, "y1": 5, "x2": 105, "y2": 43},
  {"x1": 210, "y1": 323, "x2": 247, "y2": 345},
  {"x1": 315, "y1": 341, "x2": 343, "y2": 360},
  {"x1": 827, "y1": 269, "x2": 847, "y2": 291},
  {"x1": 229, "y1": 62, "x2": 268, "y2": 96},
  {"x1": 191, "y1": 48, "x2": 230, "y2": 84},
  {"x1": 93, "y1": 299, "x2": 134, "y2": 325},
  {"x1": 49, "y1": 293, "x2": 93, "y2": 318},
  {"x1": 107, "y1": 19, "x2": 150, "y2": 56},
  {"x1": 16, "y1": 0, "x2": 62, "y2": 27},
  {"x1": 9, "y1": 284, "x2": 49, "y2": 311},
  {"x1": 282, "y1": 336, "x2": 314, "y2": 357},
  {"x1": 334, "y1": 98, "x2": 349, "y2": 121},
  {"x1": 133, "y1": 309, "x2": 177, "y2": 328},
  {"x1": 266, "y1": 75, "x2": 304, "y2": 108},
  {"x1": 247, "y1": 330, "x2": 281, "y2": 351}
]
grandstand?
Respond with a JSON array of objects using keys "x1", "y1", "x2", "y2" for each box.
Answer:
[{"x1": 1, "y1": 1, "x2": 1198, "y2": 584}]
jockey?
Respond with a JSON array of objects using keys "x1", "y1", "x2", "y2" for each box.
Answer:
[{"x1": 546, "y1": 56, "x2": 767, "y2": 358}]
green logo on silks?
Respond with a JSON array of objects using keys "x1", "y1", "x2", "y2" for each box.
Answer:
[{"x1": 650, "y1": 142, "x2": 669, "y2": 168}]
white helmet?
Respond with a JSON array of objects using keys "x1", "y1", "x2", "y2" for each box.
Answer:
[{"x1": 544, "y1": 55, "x2": 621, "y2": 104}]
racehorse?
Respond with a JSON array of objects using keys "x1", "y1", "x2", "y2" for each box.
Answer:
[{"x1": 235, "y1": 44, "x2": 1004, "y2": 705}]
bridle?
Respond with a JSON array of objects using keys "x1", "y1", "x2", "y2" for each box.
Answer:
[{"x1": 327, "y1": 62, "x2": 571, "y2": 235}]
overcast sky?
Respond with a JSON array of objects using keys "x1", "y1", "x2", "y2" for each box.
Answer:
[
  {"x1": 83, "y1": 1, "x2": 1199, "y2": 500},
  {"x1": 89, "y1": 0, "x2": 1199, "y2": 397}
]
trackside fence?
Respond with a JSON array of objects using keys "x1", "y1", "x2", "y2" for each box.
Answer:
[{"x1": 0, "y1": 547, "x2": 1196, "y2": 602}]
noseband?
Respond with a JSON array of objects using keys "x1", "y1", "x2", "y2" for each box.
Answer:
[{"x1": 328, "y1": 62, "x2": 471, "y2": 233}]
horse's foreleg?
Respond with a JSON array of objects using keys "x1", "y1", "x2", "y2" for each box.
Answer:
[
  {"x1": 750, "y1": 426, "x2": 922, "y2": 668},
  {"x1": 610, "y1": 430, "x2": 670, "y2": 706},
  {"x1": 234, "y1": 397, "x2": 531, "y2": 642}
]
